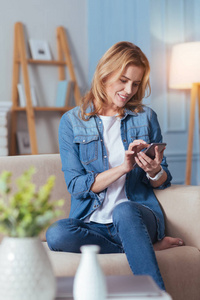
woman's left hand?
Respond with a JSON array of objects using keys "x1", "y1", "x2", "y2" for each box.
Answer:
[{"x1": 135, "y1": 145, "x2": 165, "y2": 177}]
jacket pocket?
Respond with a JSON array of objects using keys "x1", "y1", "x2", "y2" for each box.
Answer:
[
  {"x1": 127, "y1": 126, "x2": 150, "y2": 144},
  {"x1": 74, "y1": 135, "x2": 98, "y2": 165}
]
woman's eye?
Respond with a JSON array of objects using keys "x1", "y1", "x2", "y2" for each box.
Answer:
[{"x1": 120, "y1": 79, "x2": 127, "y2": 83}]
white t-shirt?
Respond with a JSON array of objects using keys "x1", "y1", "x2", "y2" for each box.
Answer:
[{"x1": 87, "y1": 115, "x2": 128, "y2": 224}]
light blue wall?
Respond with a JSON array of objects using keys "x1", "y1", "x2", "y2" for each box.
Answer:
[
  {"x1": 87, "y1": 0, "x2": 151, "y2": 83},
  {"x1": 87, "y1": 0, "x2": 200, "y2": 185}
]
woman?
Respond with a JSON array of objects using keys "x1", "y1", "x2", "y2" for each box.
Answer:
[{"x1": 46, "y1": 41, "x2": 183, "y2": 290}]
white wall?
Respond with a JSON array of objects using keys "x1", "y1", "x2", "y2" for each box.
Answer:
[{"x1": 0, "y1": 0, "x2": 88, "y2": 154}]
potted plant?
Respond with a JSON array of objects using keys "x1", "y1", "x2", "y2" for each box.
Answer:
[{"x1": 0, "y1": 167, "x2": 64, "y2": 300}]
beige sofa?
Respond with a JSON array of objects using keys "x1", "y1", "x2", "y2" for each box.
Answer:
[{"x1": 0, "y1": 154, "x2": 200, "y2": 300}]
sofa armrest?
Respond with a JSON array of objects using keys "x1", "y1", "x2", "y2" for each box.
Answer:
[{"x1": 154, "y1": 185, "x2": 200, "y2": 249}]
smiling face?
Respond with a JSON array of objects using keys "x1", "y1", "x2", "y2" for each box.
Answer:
[{"x1": 103, "y1": 64, "x2": 144, "y2": 116}]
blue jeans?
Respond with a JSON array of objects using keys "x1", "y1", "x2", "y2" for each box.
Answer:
[{"x1": 46, "y1": 201, "x2": 165, "y2": 290}]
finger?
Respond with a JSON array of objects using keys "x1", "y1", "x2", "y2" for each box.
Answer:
[
  {"x1": 138, "y1": 151, "x2": 152, "y2": 164},
  {"x1": 137, "y1": 144, "x2": 149, "y2": 152},
  {"x1": 134, "y1": 139, "x2": 148, "y2": 145},
  {"x1": 137, "y1": 152, "x2": 161, "y2": 173},
  {"x1": 125, "y1": 150, "x2": 135, "y2": 156},
  {"x1": 137, "y1": 152, "x2": 150, "y2": 167},
  {"x1": 155, "y1": 146, "x2": 165, "y2": 158},
  {"x1": 128, "y1": 140, "x2": 149, "y2": 150},
  {"x1": 154, "y1": 148, "x2": 164, "y2": 164},
  {"x1": 134, "y1": 156, "x2": 143, "y2": 168}
]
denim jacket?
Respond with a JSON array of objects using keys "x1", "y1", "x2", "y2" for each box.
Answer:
[{"x1": 59, "y1": 105, "x2": 172, "y2": 240}]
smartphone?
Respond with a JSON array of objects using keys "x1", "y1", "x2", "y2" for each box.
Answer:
[
  {"x1": 143, "y1": 143, "x2": 166, "y2": 160},
  {"x1": 133, "y1": 142, "x2": 166, "y2": 168}
]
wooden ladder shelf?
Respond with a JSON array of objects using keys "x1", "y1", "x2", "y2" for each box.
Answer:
[{"x1": 10, "y1": 22, "x2": 81, "y2": 155}]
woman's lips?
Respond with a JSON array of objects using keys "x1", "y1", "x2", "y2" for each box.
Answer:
[{"x1": 118, "y1": 93, "x2": 128, "y2": 101}]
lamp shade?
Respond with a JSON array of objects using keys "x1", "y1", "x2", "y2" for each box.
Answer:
[{"x1": 169, "y1": 41, "x2": 200, "y2": 89}]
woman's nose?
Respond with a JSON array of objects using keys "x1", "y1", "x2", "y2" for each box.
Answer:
[{"x1": 124, "y1": 84, "x2": 132, "y2": 95}]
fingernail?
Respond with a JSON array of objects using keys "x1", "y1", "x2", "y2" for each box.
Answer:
[{"x1": 179, "y1": 240, "x2": 183, "y2": 245}]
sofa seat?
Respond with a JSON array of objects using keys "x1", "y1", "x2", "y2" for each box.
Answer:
[{"x1": 44, "y1": 242, "x2": 200, "y2": 300}]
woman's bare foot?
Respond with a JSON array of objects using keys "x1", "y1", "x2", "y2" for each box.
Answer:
[{"x1": 153, "y1": 236, "x2": 184, "y2": 251}]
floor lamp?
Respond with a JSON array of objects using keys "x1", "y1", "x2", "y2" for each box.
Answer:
[{"x1": 169, "y1": 42, "x2": 200, "y2": 185}]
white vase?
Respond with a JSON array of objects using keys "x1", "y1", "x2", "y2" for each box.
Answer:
[
  {"x1": 73, "y1": 245, "x2": 107, "y2": 300},
  {"x1": 0, "y1": 237, "x2": 56, "y2": 300}
]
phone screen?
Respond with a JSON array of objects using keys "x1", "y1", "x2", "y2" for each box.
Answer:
[{"x1": 143, "y1": 143, "x2": 166, "y2": 160}]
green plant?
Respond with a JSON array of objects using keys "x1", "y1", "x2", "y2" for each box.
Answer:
[{"x1": 0, "y1": 167, "x2": 64, "y2": 237}]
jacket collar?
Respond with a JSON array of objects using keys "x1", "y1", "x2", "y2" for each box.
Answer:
[{"x1": 83, "y1": 104, "x2": 138, "y2": 119}]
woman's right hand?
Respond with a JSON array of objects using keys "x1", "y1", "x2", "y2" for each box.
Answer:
[
  {"x1": 91, "y1": 140, "x2": 149, "y2": 193},
  {"x1": 122, "y1": 140, "x2": 149, "y2": 173}
]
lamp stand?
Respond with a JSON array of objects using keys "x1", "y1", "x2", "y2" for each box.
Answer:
[{"x1": 185, "y1": 83, "x2": 200, "y2": 185}]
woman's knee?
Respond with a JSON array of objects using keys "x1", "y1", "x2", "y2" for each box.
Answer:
[
  {"x1": 46, "y1": 218, "x2": 72, "y2": 251},
  {"x1": 113, "y1": 201, "x2": 139, "y2": 223}
]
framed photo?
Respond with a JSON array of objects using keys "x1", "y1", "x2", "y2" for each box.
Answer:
[
  {"x1": 29, "y1": 39, "x2": 51, "y2": 60},
  {"x1": 17, "y1": 131, "x2": 31, "y2": 155}
]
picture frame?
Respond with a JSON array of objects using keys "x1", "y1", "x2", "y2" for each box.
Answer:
[
  {"x1": 17, "y1": 131, "x2": 31, "y2": 155},
  {"x1": 29, "y1": 39, "x2": 51, "y2": 60}
]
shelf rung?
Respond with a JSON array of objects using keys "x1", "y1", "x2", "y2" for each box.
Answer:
[
  {"x1": 16, "y1": 59, "x2": 66, "y2": 66},
  {"x1": 34, "y1": 106, "x2": 73, "y2": 111},
  {"x1": 28, "y1": 59, "x2": 66, "y2": 65},
  {"x1": 12, "y1": 106, "x2": 74, "y2": 112}
]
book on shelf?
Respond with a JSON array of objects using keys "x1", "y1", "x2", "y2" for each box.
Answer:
[
  {"x1": 0, "y1": 147, "x2": 8, "y2": 156},
  {"x1": 0, "y1": 115, "x2": 7, "y2": 126},
  {"x1": 17, "y1": 84, "x2": 26, "y2": 107},
  {"x1": 0, "y1": 103, "x2": 9, "y2": 156},
  {"x1": 0, "y1": 134, "x2": 8, "y2": 156},
  {"x1": 55, "y1": 80, "x2": 74, "y2": 107},
  {"x1": 0, "y1": 136, "x2": 7, "y2": 147},
  {"x1": 0, "y1": 127, "x2": 7, "y2": 137},
  {"x1": 17, "y1": 84, "x2": 37, "y2": 107},
  {"x1": 0, "y1": 101, "x2": 12, "y2": 112}
]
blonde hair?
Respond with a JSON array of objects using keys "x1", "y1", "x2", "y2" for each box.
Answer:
[{"x1": 80, "y1": 41, "x2": 151, "y2": 120}]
